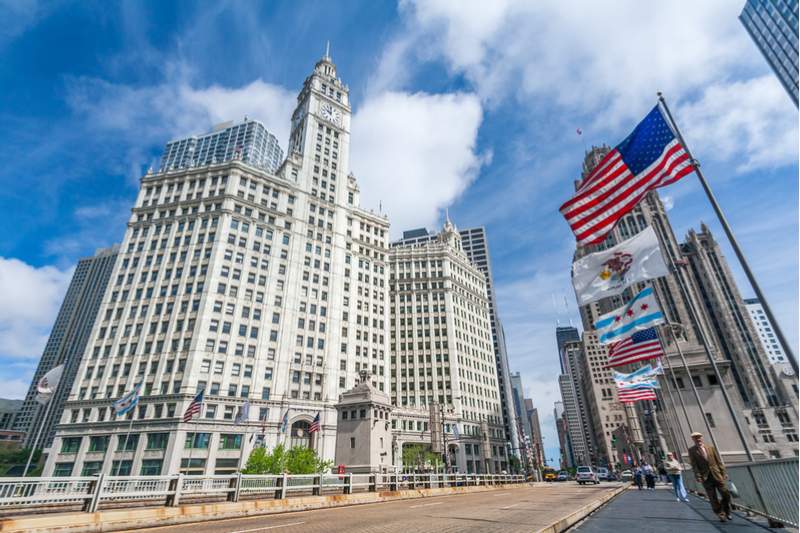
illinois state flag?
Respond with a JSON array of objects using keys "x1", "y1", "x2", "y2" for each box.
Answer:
[
  {"x1": 560, "y1": 105, "x2": 693, "y2": 246},
  {"x1": 572, "y1": 227, "x2": 669, "y2": 305},
  {"x1": 593, "y1": 287, "x2": 665, "y2": 344}
]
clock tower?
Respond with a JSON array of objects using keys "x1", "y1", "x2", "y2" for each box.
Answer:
[{"x1": 285, "y1": 49, "x2": 351, "y2": 205}]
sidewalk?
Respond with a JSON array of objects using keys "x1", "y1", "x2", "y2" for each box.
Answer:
[{"x1": 574, "y1": 484, "x2": 780, "y2": 532}]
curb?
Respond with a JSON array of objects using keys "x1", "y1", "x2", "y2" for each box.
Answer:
[{"x1": 536, "y1": 484, "x2": 629, "y2": 533}]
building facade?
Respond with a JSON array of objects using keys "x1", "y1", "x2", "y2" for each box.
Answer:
[
  {"x1": 393, "y1": 227, "x2": 521, "y2": 457},
  {"x1": 389, "y1": 221, "x2": 507, "y2": 473},
  {"x1": 739, "y1": 0, "x2": 799, "y2": 106},
  {"x1": 524, "y1": 399, "x2": 545, "y2": 469},
  {"x1": 15, "y1": 247, "x2": 118, "y2": 449},
  {"x1": 160, "y1": 119, "x2": 284, "y2": 174},
  {"x1": 682, "y1": 226, "x2": 798, "y2": 458},
  {"x1": 44, "y1": 53, "x2": 391, "y2": 477},
  {"x1": 0, "y1": 400, "x2": 22, "y2": 431}
]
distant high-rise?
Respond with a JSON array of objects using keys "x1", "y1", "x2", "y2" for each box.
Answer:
[
  {"x1": 525, "y1": 399, "x2": 544, "y2": 469},
  {"x1": 14, "y1": 246, "x2": 118, "y2": 448},
  {"x1": 744, "y1": 298, "x2": 790, "y2": 366},
  {"x1": 556, "y1": 326, "x2": 580, "y2": 373},
  {"x1": 394, "y1": 226, "x2": 521, "y2": 461},
  {"x1": 160, "y1": 119, "x2": 284, "y2": 173},
  {"x1": 739, "y1": 0, "x2": 799, "y2": 106},
  {"x1": 553, "y1": 401, "x2": 573, "y2": 468}
]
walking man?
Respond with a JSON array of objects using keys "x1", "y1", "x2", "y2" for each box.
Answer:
[
  {"x1": 688, "y1": 432, "x2": 731, "y2": 522},
  {"x1": 664, "y1": 452, "x2": 689, "y2": 502}
]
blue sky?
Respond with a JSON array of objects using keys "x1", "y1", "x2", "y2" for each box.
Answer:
[{"x1": 0, "y1": 0, "x2": 797, "y2": 465}]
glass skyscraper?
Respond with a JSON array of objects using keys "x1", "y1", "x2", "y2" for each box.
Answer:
[
  {"x1": 160, "y1": 119, "x2": 284, "y2": 173},
  {"x1": 740, "y1": 0, "x2": 799, "y2": 106}
]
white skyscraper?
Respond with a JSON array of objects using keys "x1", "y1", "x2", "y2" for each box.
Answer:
[
  {"x1": 44, "y1": 52, "x2": 390, "y2": 477},
  {"x1": 744, "y1": 298, "x2": 790, "y2": 366},
  {"x1": 389, "y1": 220, "x2": 507, "y2": 473}
]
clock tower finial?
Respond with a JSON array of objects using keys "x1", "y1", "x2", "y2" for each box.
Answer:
[{"x1": 325, "y1": 40, "x2": 330, "y2": 60}]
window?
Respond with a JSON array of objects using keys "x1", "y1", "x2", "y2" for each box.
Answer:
[
  {"x1": 112, "y1": 460, "x2": 133, "y2": 476},
  {"x1": 184, "y1": 432, "x2": 211, "y2": 449},
  {"x1": 81, "y1": 461, "x2": 103, "y2": 476},
  {"x1": 350, "y1": 437, "x2": 355, "y2": 449},
  {"x1": 117, "y1": 434, "x2": 139, "y2": 451},
  {"x1": 88, "y1": 435, "x2": 109, "y2": 452},
  {"x1": 53, "y1": 462, "x2": 74, "y2": 476},
  {"x1": 146, "y1": 433, "x2": 169, "y2": 450},
  {"x1": 140, "y1": 459, "x2": 163, "y2": 476},
  {"x1": 218, "y1": 434, "x2": 242, "y2": 450},
  {"x1": 61, "y1": 437, "x2": 82, "y2": 454}
]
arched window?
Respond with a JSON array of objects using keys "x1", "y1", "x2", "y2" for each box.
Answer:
[{"x1": 290, "y1": 420, "x2": 311, "y2": 449}]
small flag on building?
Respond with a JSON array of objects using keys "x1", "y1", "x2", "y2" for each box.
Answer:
[
  {"x1": 606, "y1": 328, "x2": 663, "y2": 367},
  {"x1": 183, "y1": 390, "x2": 204, "y2": 422},
  {"x1": 112, "y1": 383, "x2": 142, "y2": 416},
  {"x1": 452, "y1": 423, "x2": 460, "y2": 439},
  {"x1": 35, "y1": 364, "x2": 65, "y2": 404},
  {"x1": 279, "y1": 410, "x2": 289, "y2": 433},
  {"x1": 308, "y1": 412, "x2": 321, "y2": 434},
  {"x1": 593, "y1": 287, "x2": 665, "y2": 344},
  {"x1": 560, "y1": 105, "x2": 693, "y2": 246},
  {"x1": 235, "y1": 401, "x2": 250, "y2": 425}
]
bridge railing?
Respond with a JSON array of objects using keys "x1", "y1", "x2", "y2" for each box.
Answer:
[
  {"x1": 682, "y1": 457, "x2": 798, "y2": 527},
  {"x1": 0, "y1": 472, "x2": 526, "y2": 514}
]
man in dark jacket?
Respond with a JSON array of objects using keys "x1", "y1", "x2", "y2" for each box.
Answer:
[{"x1": 688, "y1": 431, "x2": 731, "y2": 521}]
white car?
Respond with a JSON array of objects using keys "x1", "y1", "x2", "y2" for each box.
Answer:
[{"x1": 576, "y1": 466, "x2": 600, "y2": 485}]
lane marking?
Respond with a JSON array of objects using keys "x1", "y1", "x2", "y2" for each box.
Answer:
[
  {"x1": 490, "y1": 492, "x2": 509, "y2": 496},
  {"x1": 501, "y1": 502, "x2": 523, "y2": 509},
  {"x1": 229, "y1": 522, "x2": 305, "y2": 533},
  {"x1": 409, "y1": 502, "x2": 443, "y2": 509}
]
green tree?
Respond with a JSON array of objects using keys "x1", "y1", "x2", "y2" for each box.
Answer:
[{"x1": 242, "y1": 444, "x2": 332, "y2": 475}]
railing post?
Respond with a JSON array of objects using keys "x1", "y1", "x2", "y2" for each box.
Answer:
[
  {"x1": 228, "y1": 473, "x2": 242, "y2": 502},
  {"x1": 390, "y1": 473, "x2": 397, "y2": 491},
  {"x1": 166, "y1": 474, "x2": 183, "y2": 507},
  {"x1": 276, "y1": 473, "x2": 287, "y2": 500},
  {"x1": 83, "y1": 473, "x2": 104, "y2": 513},
  {"x1": 312, "y1": 475, "x2": 321, "y2": 496},
  {"x1": 369, "y1": 474, "x2": 376, "y2": 492}
]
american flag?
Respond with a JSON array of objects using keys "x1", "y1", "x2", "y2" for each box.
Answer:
[
  {"x1": 560, "y1": 105, "x2": 693, "y2": 246},
  {"x1": 183, "y1": 390, "x2": 204, "y2": 422},
  {"x1": 308, "y1": 412, "x2": 321, "y2": 434},
  {"x1": 617, "y1": 385, "x2": 657, "y2": 403},
  {"x1": 606, "y1": 328, "x2": 663, "y2": 367}
]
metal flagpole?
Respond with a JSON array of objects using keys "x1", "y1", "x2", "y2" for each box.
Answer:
[
  {"x1": 659, "y1": 331, "x2": 695, "y2": 435},
  {"x1": 657, "y1": 92, "x2": 797, "y2": 376},
  {"x1": 23, "y1": 400, "x2": 55, "y2": 477},
  {"x1": 115, "y1": 414, "x2": 136, "y2": 476}
]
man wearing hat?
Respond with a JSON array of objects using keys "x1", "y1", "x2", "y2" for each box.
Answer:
[{"x1": 688, "y1": 431, "x2": 731, "y2": 521}]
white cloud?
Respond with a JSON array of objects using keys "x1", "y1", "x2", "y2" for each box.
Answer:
[
  {"x1": 351, "y1": 91, "x2": 487, "y2": 237},
  {"x1": 676, "y1": 76, "x2": 799, "y2": 171},
  {"x1": 0, "y1": 378, "x2": 32, "y2": 400},
  {"x1": 0, "y1": 258, "x2": 74, "y2": 359},
  {"x1": 388, "y1": 0, "x2": 795, "y2": 170}
]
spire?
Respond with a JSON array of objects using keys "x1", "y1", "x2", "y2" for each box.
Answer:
[{"x1": 325, "y1": 40, "x2": 331, "y2": 61}]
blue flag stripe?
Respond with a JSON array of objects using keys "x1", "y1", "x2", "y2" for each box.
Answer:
[{"x1": 599, "y1": 311, "x2": 664, "y2": 343}]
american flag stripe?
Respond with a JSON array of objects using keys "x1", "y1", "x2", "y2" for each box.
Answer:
[
  {"x1": 568, "y1": 144, "x2": 692, "y2": 242},
  {"x1": 308, "y1": 412, "x2": 321, "y2": 433},
  {"x1": 183, "y1": 391, "x2": 204, "y2": 422},
  {"x1": 617, "y1": 388, "x2": 657, "y2": 402},
  {"x1": 560, "y1": 106, "x2": 694, "y2": 246},
  {"x1": 606, "y1": 327, "x2": 663, "y2": 368}
]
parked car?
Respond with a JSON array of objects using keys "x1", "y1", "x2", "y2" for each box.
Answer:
[
  {"x1": 557, "y1": 471, "x2": 569, "y2": 482},
  {"x1": 596, "y1": 467, "x2": 610, "y2": 481},
  {"x1": 576, "y1": 466, "x2": 599, "y2": 485},
  {"x1": 620, "y1": 469, "x2": 633, "y2": 482}
]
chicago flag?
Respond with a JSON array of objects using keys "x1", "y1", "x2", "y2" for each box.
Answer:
[{"x1": 593, "y1": 287, "x2": 665, "y2": 344}]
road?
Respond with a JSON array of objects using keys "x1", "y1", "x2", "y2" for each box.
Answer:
[{"x1": 127, "y1": 482, "x2": 624, "y2": 533}]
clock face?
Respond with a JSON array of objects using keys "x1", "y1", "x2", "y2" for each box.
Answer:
[{"x1": 320, "y1": 103, "x2": 342, "y2": 127}]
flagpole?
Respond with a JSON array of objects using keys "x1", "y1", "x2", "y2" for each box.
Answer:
[
  {"x1": 23, "y1": 399, "x2": 54, "y2": 477},
  {"x1": 657, "y1": 92, "x2": 797, "y2": 378},
  {"x1": 115, "y1": 414, "x2": 135, "y2": 476}
]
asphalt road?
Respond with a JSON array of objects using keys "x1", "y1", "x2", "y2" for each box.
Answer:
[{"x1": 126, "y1": 482, "x2": 624, "y2": 533}]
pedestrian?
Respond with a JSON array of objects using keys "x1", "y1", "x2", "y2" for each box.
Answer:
[
  {"x1": 688, "y1": 432, "x2": 731, "y2": 522},
  {"x1": 633, "y1": 466, "x2": 644, "y2": 490},
  {"x1": 664, "y1": 452, "x2": 690, "y2": 502},
  {"x1": 643, "y1": 463, "x2": 656, "y2": 490},
  {"x1": 658, "y1": 463, "x2": 668, "y2": 484}
]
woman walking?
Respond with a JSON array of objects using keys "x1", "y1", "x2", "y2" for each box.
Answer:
[
  {"x1": 634, "y1": 466, "x2": 644, "y2": 490},
  {"x1": 665, "y1": 452, "x2": 690, "y2": 502},
  {"x1": 643, "y1": 462, "x2": 656, "y2": 490}
]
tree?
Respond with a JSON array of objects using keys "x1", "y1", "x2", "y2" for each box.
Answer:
[{"x1": 242, "y1": 444, "x2": 332, "y2": 475}]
